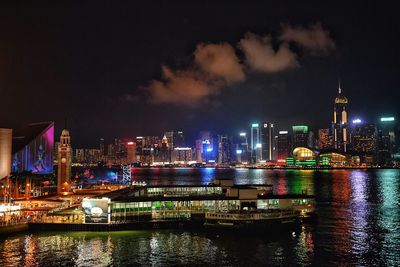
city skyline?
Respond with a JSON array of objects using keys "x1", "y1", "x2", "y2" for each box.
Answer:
[{"x1": 0, "y1": 1, "x2": 399, "y2": 146}]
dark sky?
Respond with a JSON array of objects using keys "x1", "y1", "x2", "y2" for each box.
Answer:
[{"x1": 0, "y1": 1, "x2": 399, "y2": 147}]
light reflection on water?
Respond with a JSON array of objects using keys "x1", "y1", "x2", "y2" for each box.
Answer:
[{"x1": 0, "y1": 169, "x2": 399, "y2": 266}]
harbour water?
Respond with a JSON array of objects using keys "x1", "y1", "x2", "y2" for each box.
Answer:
[{"x1": 1, "y1": 168, "x2": 400, "y2": 266}]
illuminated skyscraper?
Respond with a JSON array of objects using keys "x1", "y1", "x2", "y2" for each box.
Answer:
[
  {"x1": 127, "y1": 142, "x2": 136, "y2": 163},
  {"x1": 250, "y1": 123, "x2": 261, "y2": 163},
  {"x1": 164, "y1": 131, "x2": 185, "y2": 149},
  {"x1": 99, "y1": 138, "x2": 105, "y2": 160},
  {"x1": 57, "y1": 128, "x2": 72, "y2": 194},
  {"x1": 261, "y1": 122, "x2": 275, "y2": 161},
  {"x1": 218, "y1": 135, "x2": 232, "y2": 164},
  {"x1": 333, "y1": 82, "x2": 349, "y2": 152},
  {"x1": 277, "y1": 130, "x2": 291, "y2": 160},
  {"x1": 318, "y1": 128, "x2": 334, "y2": 149},
  {"x1": 352, "y1": 123, "x2": 377, "y2": 163},
  {"x1": 292, "y1": 125, "x2": 309, "y2": 148}
]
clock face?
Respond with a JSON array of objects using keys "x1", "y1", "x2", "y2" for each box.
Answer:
[{"x1": 61, "y1": 158, "x2": 67, "y2": 163}]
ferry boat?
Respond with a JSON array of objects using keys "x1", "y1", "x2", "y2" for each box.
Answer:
[{"x1": 204, "y1": 209, "x2": 301, "y2": 228}]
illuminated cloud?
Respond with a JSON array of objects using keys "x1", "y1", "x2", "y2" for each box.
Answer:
[
  {"x1": 238, "y1": 33, "x2": 299, "y2": 73},
  {"x1": 280, "y1": 23, "x2": 335, "y2": 54},
  {"x1": 148, "y1": 66, "x2": 218, "y2": 107},
  {"x1": 144, "y1": 22, "x2": 335, "y2": 107},
  {"x1": 194, "y1": 43, "x2": 245, "y2": 83}
]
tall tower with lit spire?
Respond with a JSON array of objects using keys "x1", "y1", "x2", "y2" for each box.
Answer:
[
  {"x1": 332, "y1": 81, "x2": 349, "y2": 152},
  {"x1": 57, "y1": 128, "x2": 72, "y2": 194}
]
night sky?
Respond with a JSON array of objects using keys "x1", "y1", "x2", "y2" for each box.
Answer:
[{"x1": 1, "y1": 1, "x2": 399, "y2": 147}]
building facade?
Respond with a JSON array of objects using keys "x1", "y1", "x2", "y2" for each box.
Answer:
[{"x1": 333, "y1": 83, "x2": 349, "y2": 152}]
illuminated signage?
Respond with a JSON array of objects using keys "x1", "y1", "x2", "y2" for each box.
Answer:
[
  {"x1": 127, "y1": 142, "x2": 134, "y2": 145},
  {"x1": 352, "y1": 119, "x2": 362, "y2": 124},
  {"x1": 292, "y1": 125, "x2": 308, "y2": 133},
  {"x1": 264, "y1": 123, "x2": 268, "y2": 128},
  {"x1": 239, "y1": 133, "x2": 246, "y2": 136},
  {"x1": 279, "y1": 131, "x2": 288, "y2": 134},
  {"x1": 256, "y1": 144, "x2": 262, "y2": 148},
  {"x1": 252, "y1": 123, "x2": 259, "y2": 128},
  {"x1": 236, "y1": 149, "x2": 242, "y2": 154},
  {"x1": 381, "y1": 117, "x2": 395, "y2": 122},
  {"x1": 174, "y1": 147, "x2": 191, "y2": 151},
  {"x1": 206, "y1": 148, "x2": 213, "y2": 152},
  {"x1": 208, "y1": 160, "x2": 216, "y2": 163},
  {"x1": 82, "y1": 198, "x2": 111, "y2": 224}
]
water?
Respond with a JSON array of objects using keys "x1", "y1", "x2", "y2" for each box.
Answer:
[{"x1": 1, "y1": 169, "x2": 400, "y2": 266}]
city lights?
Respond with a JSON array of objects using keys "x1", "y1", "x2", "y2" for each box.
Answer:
[
  {"x1": 352, "y1": 119, "x2": 362, "y2": 124},
  {"x1": 252, "y1": 123, "x2": 259, "y2": 128},
  {"x1": 239, "y1": 132, "x2": 246, "y2": 136},
  {"x1": 381, "y1": 117, "x2": 395, "y2": 122}
]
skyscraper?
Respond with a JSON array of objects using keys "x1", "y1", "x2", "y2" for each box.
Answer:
[
  {"x1": 127, "y1": 141, "x2": 136, "y2": 163},
  {"x1": 318, "y1": 128, "x2": 334, "y2": 149},
  {"x1": 164, "y1": 131, "x2": 185, "y2": 149},
  {"x1": 333, "y1": 82, "x2": 349, "y2": 152},
  {"x1": 261, "y1": 122, "x2": 275, "y2": 161},
  {"x1": 352, "y1": 123, "x2": 377, "y2": 164},
  {"x1": 218, "y1": 135, "x2": 232, "y2": 164},
  {"x1": 250, "y1": 123, "x2": 261, "y2": 163},
  {"x1": 277, "y1": 130, "x2": 291, "y2": 160},
  {"x1": 292, "y1": 125, "x2": 309, "y2": 148},
  {"x1": 57, "y1": 128, "x2": 72, "y2": 194},
  {"x1": 99, "y1": 138, "x2": 105, "y2": 160}
]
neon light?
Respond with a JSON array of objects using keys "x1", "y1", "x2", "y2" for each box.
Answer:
[
  {"x1": 292, "y1": 125, "x2": 308, "y2": 133},
  {"x1": 381, "y1": 117, "x2": 395, "y2": 122},
  {"x1": 174, "y1": 147, "x2": 191, "y2": 151}
]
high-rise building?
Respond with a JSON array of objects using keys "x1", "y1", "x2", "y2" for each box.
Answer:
[
  {"x1": 352, "y1": 123, "x2": 377, "y2": 164},
  {"x1": 127, "y1": 142, "x2": 136, "y2": 163},
  {"x1": 74, "y1": 148, "x2": 85, "y2": 162},
  {"x1": 377, "y1": 117, "x2": 396, "y2": 164},
  {"x1": 238, "y1": 132, "x2": 250, "y2": 163},
  {"x1": 277, "y1": 130, "x2": 291, "y2": 160},
  {"x1": 218, "y1": 135, "x2": 232, "y2": 164},
  {"x1": 164, "y1": 131, "x2": 185, "y2": 149},
  {"x1": 261, "y1": 122, "x2": 275, "y2": 161},
  {"x1": 172, "y1": 147, "x2": 192, "y2": 163},
  {"x1": 318, "y1": 128, "x2": 334, "y2": 149},
  {"x1": 135, "y1": 136, "x2": 144, "y2": 161},
  {"x1": 195, "y1": 139, "x2": 203, "y2": 163},
  {"x1": 99, "y1": 138, "x2": 105, "y2": 160},
  {"x1": 250, "y1": 123, "x2": 261, "y2": 163},
  {"x1": 160, "y1": 135, "x2": 170, "y2": 163},
  {"x1": 333, "y1": 82, "x2": 349, "y2": 152},
  {"x1": 292, "y1": 125, "x2": 309, "y2": 148},
  {"x1": 57, "y1": 129, "x2": 72, "y2": 194}
]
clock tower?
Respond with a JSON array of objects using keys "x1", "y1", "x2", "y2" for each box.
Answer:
[{"x1": 57, "y1": 129, "x2": 72, "y2": 194}]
